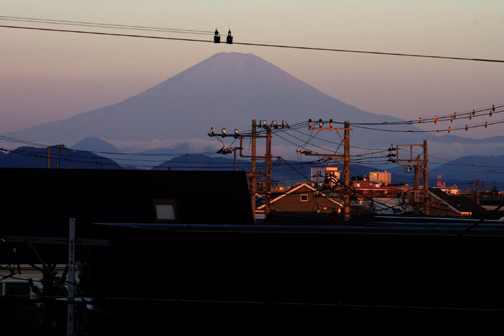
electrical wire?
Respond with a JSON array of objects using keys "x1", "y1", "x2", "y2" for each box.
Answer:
[
  {"x1": 0, "y1": 15, "x2": 214, "y2": 36},
  {"x1": 1, "y1": 23, "x2": 504, "y2": 63}
]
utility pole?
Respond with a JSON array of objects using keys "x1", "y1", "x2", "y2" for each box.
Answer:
[
  {"x1": 208, "y1": 120, "x2": 287, "y2": 221},
  {"x1": 216, "y1": 146, "x2": 242, "y2": 171},
  {"x1": 423, "y1": 139, "x2": 430, "y2": 215},
  {"x1": 343, "y1": 121, "x2": 351, "y2": 221},
  {"x1": 396, "y1": 141, "x2": 430, "y2": 215},
  {"x1": 67, "y1": 218, "x2": 75, "y2": 336},
  {"x1": 58, "y1": 144, "x2": 64, "y2": 168},
  {"x1": 251, "y1": 120, "x2": 257, "y2": 220},
  {"x1": 264, "y1": 124, "x2": 272, "y2": 216},
  {"x1": 298, "y1": 119, "x2": 352, "y2": 221},
  {"x1": 47, "y1": 147, "x2": 50, "y2": 168},
  {"x1": 472, "y1": 178, "x2": 482, "y2": 204}
]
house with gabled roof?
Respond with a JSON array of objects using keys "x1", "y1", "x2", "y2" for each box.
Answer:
[
  {"x1": 429, "y1": 188, "x2": 487, "y2": 218},
  {"x1": 257, "y1": 182, "x2": 342, "y2": 213}
]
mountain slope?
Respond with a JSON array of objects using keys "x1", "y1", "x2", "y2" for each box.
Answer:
[{"x1": 4, "y1": 52, "x2": 418, "y2": 147}]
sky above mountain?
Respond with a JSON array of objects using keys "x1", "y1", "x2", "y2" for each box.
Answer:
[{"x1": 1, "y1": 1, "x2": 503, "y2": 140}]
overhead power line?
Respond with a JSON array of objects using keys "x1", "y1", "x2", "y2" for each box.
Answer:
[
  {"x1": 1, "y1": 23, "x2": 504, "y2": 63},
  {"x1": 0, "y1": 15, "x2": 214, "y2": 35}
]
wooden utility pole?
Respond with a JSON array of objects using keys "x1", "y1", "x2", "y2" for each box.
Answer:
[
  {"x1": 67, "y1": 218, "x2": 75, "y2": 336},
  {"x1": 251, "y1": 120, "x2": 257, "y2": 221},
  {"x1": 299, "y1": 120, "x2": 353, "y2": 221},
  {"x1": 343, "y1": 121, "x2": 351, "y2": 221},
  {"x1": 423, "y1": 140, "x2": 430, "y2": 215},
  {"x1": 58, "y1": 144, "x2": 64, "y2": 168},
  {"x1": 397, "y1": 141, "x2": 430, "y2": 215},
  {"x1": 209, "y1": 120, "x2": 286, "y2": 221},
  {"x1": 265, "y1": 125, "x2": 272, "y2": 216},
  {"x1": 472, "y1": 178, "x2": 482, "y2": 204},
  {"x1": 233, "y1": 147, "x2": 237, "y2": 171}
]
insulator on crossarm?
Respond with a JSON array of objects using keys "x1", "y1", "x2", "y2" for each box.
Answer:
[
  {"x1": 469, "y1": 115, "x2": 472, "y2": 120},
  {"x1": 272, "y1": 120, "x2": 278, "y2": 129},
  {"x1": 329, "y1": 119, "x2": 333, "y2": 128},
  {"x1": 319, "y1": 119, "x2": 323, "y2": 128},
  {"x1": 214, "y1": 29, "x2": 221, "y2": 43},
  {"x1": 434, "y1": 116, "x2": 438, "y2": 124},
  {"x1": 492, "y1": 105, "x2": 495, "y2": 112},
  {"x1": 447, "y1": 127, "x2": 451, "y2": 133},
  {"x1": 418, "y1": 117, "x2": 421, "y2": 123},
  {"x1": 282, "y1": 120, "x2": 290, "y2": 128},
  {"x1": 308, "y1": 119, "x2": 312, "y2": 128},
  {"x1": 450, "y1": 117, "x2": 453, "y2": 122},
  {"x1": 221, "y1": 128, "x2": 226, "y2": 137},
  {"x1": 209, "y1": 127, "x2": 215, "y2": 136},
  {"x1": 226, "y1": 29, "x2": 233, "y2": 44},
  {"x1": 485, "y1": 122, "x2": 488, "y2": 128},
  {"x1": 465, "y1": 125, "x2": 468, "y2": 131},
  {"x1": 453, "y1": 112, "x2": 456, "y2": 119},
  {"x1": 472, "y1": 109, "x2": 476, "y2": 115}
]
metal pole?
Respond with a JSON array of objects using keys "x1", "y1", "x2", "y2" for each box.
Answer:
[
  {"x1": 414, "y1": 156, "x2": 421, "y2": 214},
  {"x1": 67, "y1": 218, "x2": 75, "y2": 336},
  {"x1": 59, "y1": 144, "x2": 62, "y2": 169},
  {"x1": 344, "y1": 121, "x2": 351, "y2": 221},
  {"x1": 251, "y1": 120, "x2": 257, "y2": 223},
  {"x1": 233, "y1": 147, "x2": 237, "y2": 171},
  {"x1": 423, "y1": 140, "x2": 429, "y2": 215},
  {"x1": 265, "y1": 125, "x2": 272, "y2": 217}
]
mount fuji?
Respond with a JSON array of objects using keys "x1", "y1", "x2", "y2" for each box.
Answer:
[{"x1": 4, "y1": 53, "x2": 419, "y2": 147}]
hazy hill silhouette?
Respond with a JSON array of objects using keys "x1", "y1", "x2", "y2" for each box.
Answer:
[
  {"x1": 71, "y1": 136, "x2": 121, "y2": 153},
  {"x1": 0, "y1": 146, "x2": 122, "y2": 169}
]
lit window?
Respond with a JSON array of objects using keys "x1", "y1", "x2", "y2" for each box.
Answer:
[{"x1": 153, "y1": 199, "x2": 178, "y2": 222}]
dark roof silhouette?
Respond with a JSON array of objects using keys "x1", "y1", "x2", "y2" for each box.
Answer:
[
  {"x1": 429, "y1": 188, "x2": 486, "y2": 215},
  {"x1": 0, "y1": 168, "x2": 254, "y2": 238}
]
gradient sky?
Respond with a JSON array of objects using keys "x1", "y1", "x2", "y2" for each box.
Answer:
[{"x1": 1, "y1": 1, "x2": 503, "y2": 139}]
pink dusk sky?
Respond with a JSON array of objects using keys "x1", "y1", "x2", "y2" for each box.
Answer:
[{"x1": 1, "y1": 1, "x2": 503, "y2": 139}]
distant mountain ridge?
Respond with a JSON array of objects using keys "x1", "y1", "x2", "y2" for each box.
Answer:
[
  {"x1": 3, "y1": 52, "x2": 503, "y2": 162},
  {"x1": 2, "y1": 142, "x2": 501, "y2": 187},
  {"x1": 0, "y1": 146, "x2": 122, "y2": 169},
  {"x1": 3, "y1": 52, "x2": 419, "y2": 147}
]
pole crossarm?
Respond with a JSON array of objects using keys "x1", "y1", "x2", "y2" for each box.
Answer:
[
  {"x1": 304, "y1": 120, "x2": 352, "y2": 221},
  {"x1": 297, "y1": 152, "x2": 350, "y2": 161},
  {"x1": 207, "y1": 120, "x2": 288, "y2": 218},
  {"x1": 239, "y1": 135, "x2": 268, "y2": 159},
  {"x1": 308, "y1": 127, "x2": 353, "y2": 131},
  {"x1": 396, "y1": 144, "x2": 426, "y2": 164}
]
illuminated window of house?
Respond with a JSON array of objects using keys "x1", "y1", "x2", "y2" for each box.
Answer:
[
  {"x1": 153, "y1": 199, "x2": 178, "y2": 222},
  {"x1": 300, "y1": 194, "x2": 308, "y2": 202}
]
